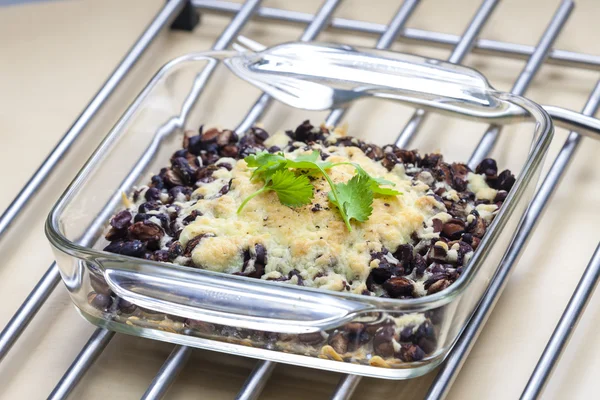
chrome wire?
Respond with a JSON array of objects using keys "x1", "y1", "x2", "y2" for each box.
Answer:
[
  {"x1": 235, "y1": 360, "x2": 276, "y2": 400},
  {"x1": 520, "y1": 81, "x2": 600, "y2": 399},
  {"x1": 48, "y1": 328, "x2": 115, "y2": 400},
  {"x1": 521, "y1": 243, "x2": 600, "y2": 400},
  {"x1": 0, "y1": 1, "x2": 596, "y2": 400},
  {"x1": 395, "y1": 0, "x2": 499, "y2": 148},
  {"x1": 141, "y1": 346, "x2": 193, "y2": 400},
  {"x1": 0, "y1": 0, "x2": 188, "y2": 242},
  {"x1": 0, "y1": 0, "x2": 189, "y2": 363},
  {"x1": 325, "y1": 0, "x2": 421, "y2": 126},
  {"x1": 41, "y1": 0, "x2": 264, "y2": 398},
  {"x1": 148, "y1": 1, "x2": 342, "y2": 398},
  {"x1": 426, "y1": 54, "x2": 600, "y2": 400},
  {"x1": 191, "y1": 0, "x2": 600, "y2": 71},
  {"x1": 234, "y1": 0, "x2": 342, "y2": 134},
  {"x1": 469, "y1": 0, "x2": 575, "y2": 168},
  {"x1": 237, "y1": 1, "x2": 422, "y2": 397},
  {"x1": 330, "y1": 375, "x2": 362, "y2": 400}
]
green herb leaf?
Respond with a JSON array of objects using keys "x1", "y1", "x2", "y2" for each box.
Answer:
[
  {"x1": 335, "y1": 162, "x2": 402, "y2": 197},
  {"x1": 244, "y1": 152, "x2": 287, "y2": 181},
  {"x1": 269, "y1": 169, "x2": 314, "y2": 207},
  {"x1": 328, "y1": 174, "x2": 373, "y2": 226},
  {"x1": 286, "y1": 150, "x2": 334, "y2": 170},
  {"x1": 237, "y1": 169, "x2": 313, "y2": 213}
]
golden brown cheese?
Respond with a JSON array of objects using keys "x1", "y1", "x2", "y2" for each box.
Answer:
[{"x1": 176, "y1": 134, "x2": 451, "y2": 294}]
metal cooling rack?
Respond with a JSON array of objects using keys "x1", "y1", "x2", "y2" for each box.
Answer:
[{"x1": 1, "y1": 0, "x2": 600, "y2": 399}]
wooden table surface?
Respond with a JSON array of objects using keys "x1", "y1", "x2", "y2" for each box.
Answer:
[{"x1": 1, "y1": 0, "x2": 599, "y2": 398}]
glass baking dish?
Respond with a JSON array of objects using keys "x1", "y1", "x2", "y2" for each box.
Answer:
[{"x1": 45, "y1": 50, "x2": 552, "y2": 380}]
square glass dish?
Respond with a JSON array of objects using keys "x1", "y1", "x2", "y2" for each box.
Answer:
[{"x1": 46, "y1": 50, "x2": 552, "y2": 379}]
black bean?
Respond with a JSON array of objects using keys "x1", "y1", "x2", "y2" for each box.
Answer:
[
  {"x1": 168, "y1": 241, "x2": 183, "y2": 259},
  {"x1": 128, "y1": 220, "x2": 163, "y2": 242},
  {"x1": 328, "y1": 331, "x2": 348, "y2": 354},
  {"x1": 220, "y1": 144, "x2": 239, "y2": 158},
  {"x1": 105, "y1": 227, "x2": 126, "y2": 241},
  {"x1": 184, "y1": 234, "x2": 213, "y2": 257},
  {"x1": 171, "y1": 157, "x2": 195, "y2": 185},
  {"x1": 168, "y1": 186, "x2": 192, "y2": 202},
  {"x1": 88, "y1": 292, "x2": 111, "y2": 311},
  {"x1": 382, "y1": 277, "x2": 414, "y2": 298},
  {"x1": 393, "y1": 244, "x2": 413, "y2": 266},
  {"x1": 497, "y1": 169, "x2": 516, "y2": 191},
  {"x1": 373, "y1": 325, "x2": 396, "y2": 358},
  {"x1": 117, "y1": 298, "x2": 137, "y2": 314},
  {"x1": 268, "y1": 146, "x2": 281, "y2": 153},
  {"x1": 395, "y1": 149, "x2": 420, "y2": 165},
  {"x1": 138, "y1": 201, "x2": 160, "y2": 214},
  {"x1": 104, "y1": 240, "x2": 146, "y2": 257},
  {"x1": 110, "y1": 210, "x2": 132, "y2": 230},
  {"x1": 251, "y1": 126, "x2": 269, "y2": 142},
  {"x1": 144, "y1": 187, "x2": 161, "y2": 201},
  {"x1": 216, "y1": 129, "x2": 238, "y2": 146},
  {"x1": 254, "y1": 243, "x2": 267, "y2": 265},
  {"x1": 420, "y1": 153, "x2": 443, "y2": 168},
  {"x1": 298, "y1": 332, "x2": 325, "y2": 345},
  {"x1": 182, "y1": 210, "x2": 202, "y2": 225},
  {"x1": 287, "y1": 269, "x2": 303, "y2": 286},
  {"x1": 397, "y1": 343, "x2": 425, "y2": 362},
  {"x1": 382, "y1": 153, "x2": 400, "y2": 171},
  {"x1": 427, "y1": 278, "x2": 451, "y2": 294},
  {"x1": 187, "y1": 135, "x2": 203, "y2": 155},
  {"x1": 399, "y1": 325, "x2": 415, "y2": 342},
  {"x1": 412, "y1": 253, "x2": 427, "y2": 278},
  {"x1": 218, "y1": 185, "x2": 229, "y2": 195},
  {"x1": 153, "y1": 250, "x2": 170, "y2": 262},
  {"x1": 185, "y1": 319, "x2": 216, "y2": 334},
  {"x1": 90, "y1": 274, "x2": 112, "y2": 296},
  {"x1": 151, "y1": 175, "x2": 164, "y2": 189},
  {"x1": 475, "y1": 158, "x2": 498, "y2": 177},
  {"x1": 494, "y1": 190, "x2": 508, "y2": 203},
  {"x1": 441, "y1": 219, "x2": 465, "y2": 240},
  {"x1": 163, "y1": 169, "x2": 184, "y2": 187}
]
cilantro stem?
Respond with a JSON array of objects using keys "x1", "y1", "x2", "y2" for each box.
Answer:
[
  {"x1": 317, "y1": 165, "x2": 352, "y2": 232},
  {"x1": 237, "y1": 185, "x2": 269, "y2": 214}
]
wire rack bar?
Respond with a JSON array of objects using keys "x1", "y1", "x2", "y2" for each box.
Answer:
[
  {"x1": 329, "y1": 0, "x2": 497, "y2": 396},
  {"x1": 0, "y1": 1, "x2": 596, "y2": 399},
  {"x1": 238, "y1": 1, "x2": 421, "y2": 397},
  {"x1": 425, "y1": 79, "x2": 600, "y2": 400},
  {"x1": 395, "y1": 0, "x2": 499, "y2": 148},
  {"x1": 191, "y1": 0, "x2": 600, "y2": 71},
  {"x1": 47, "y1": 328, "x2": 115, "y2": 400},
  {"x1": 469, "y1": 0, "x2": 574, "y2": 168},
  {"x1": 40, "y1": 1, "x2": 264, "y2": 397},
  {"x1": 235, "y1": 0, "x2": 342, "y2": 134},
  {"x1": 0, "y1": 0, "x2": 192, "y2": 363},
  {"x1": 141, "y1": 345, "x2": 193, "y2": 400},
  {"x1": 520, "y1": 82, "x2": 600, "y2": 399},
  {"x1": 521, "y1": 243, "x2": 600, "y2": 400},
  {"x1": 0, "y1": 0, "x2": 187, "y2": 242},
  {"x1": 235, "y1": 360, "x2": 276, "y2": 400},
  {"x1": 140, "y1": 0, "x2": 344, "y2": 397},
  {"x1": 325, "y1": 0, "x2": 421, "y2": 126},
  {"x1": 331, "y1": 374, "x2": 362, "y2": 400}
]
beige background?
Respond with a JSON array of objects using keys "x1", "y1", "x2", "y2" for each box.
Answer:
[{"x1": 1, "y1": 0, "x2": 600, "y2": 399}]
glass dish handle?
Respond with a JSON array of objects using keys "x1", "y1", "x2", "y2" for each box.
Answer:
[
  {"x1": 542, "y1": 105, "x2": 600, "y2": 140},
  {"x1": 101, "y1": 261, "x2": 374, "y2": 334}
]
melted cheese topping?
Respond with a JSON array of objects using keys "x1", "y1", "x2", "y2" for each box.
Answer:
[{"x1": 177, "y1": 139, "x2": 439, "y2": 294}]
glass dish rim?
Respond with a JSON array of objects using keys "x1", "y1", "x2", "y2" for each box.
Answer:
[{"x1": 45, "y1": 50, "x2": 554, "y2": 312}]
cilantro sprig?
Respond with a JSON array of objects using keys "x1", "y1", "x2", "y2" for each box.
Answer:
[{"x1": 237, "y1": 150, "x2": 402, "y2": 231}]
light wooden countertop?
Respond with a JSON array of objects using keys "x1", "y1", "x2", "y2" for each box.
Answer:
[{"x1": 1, "y1": 0, "x2": 599, "y2": 399}]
